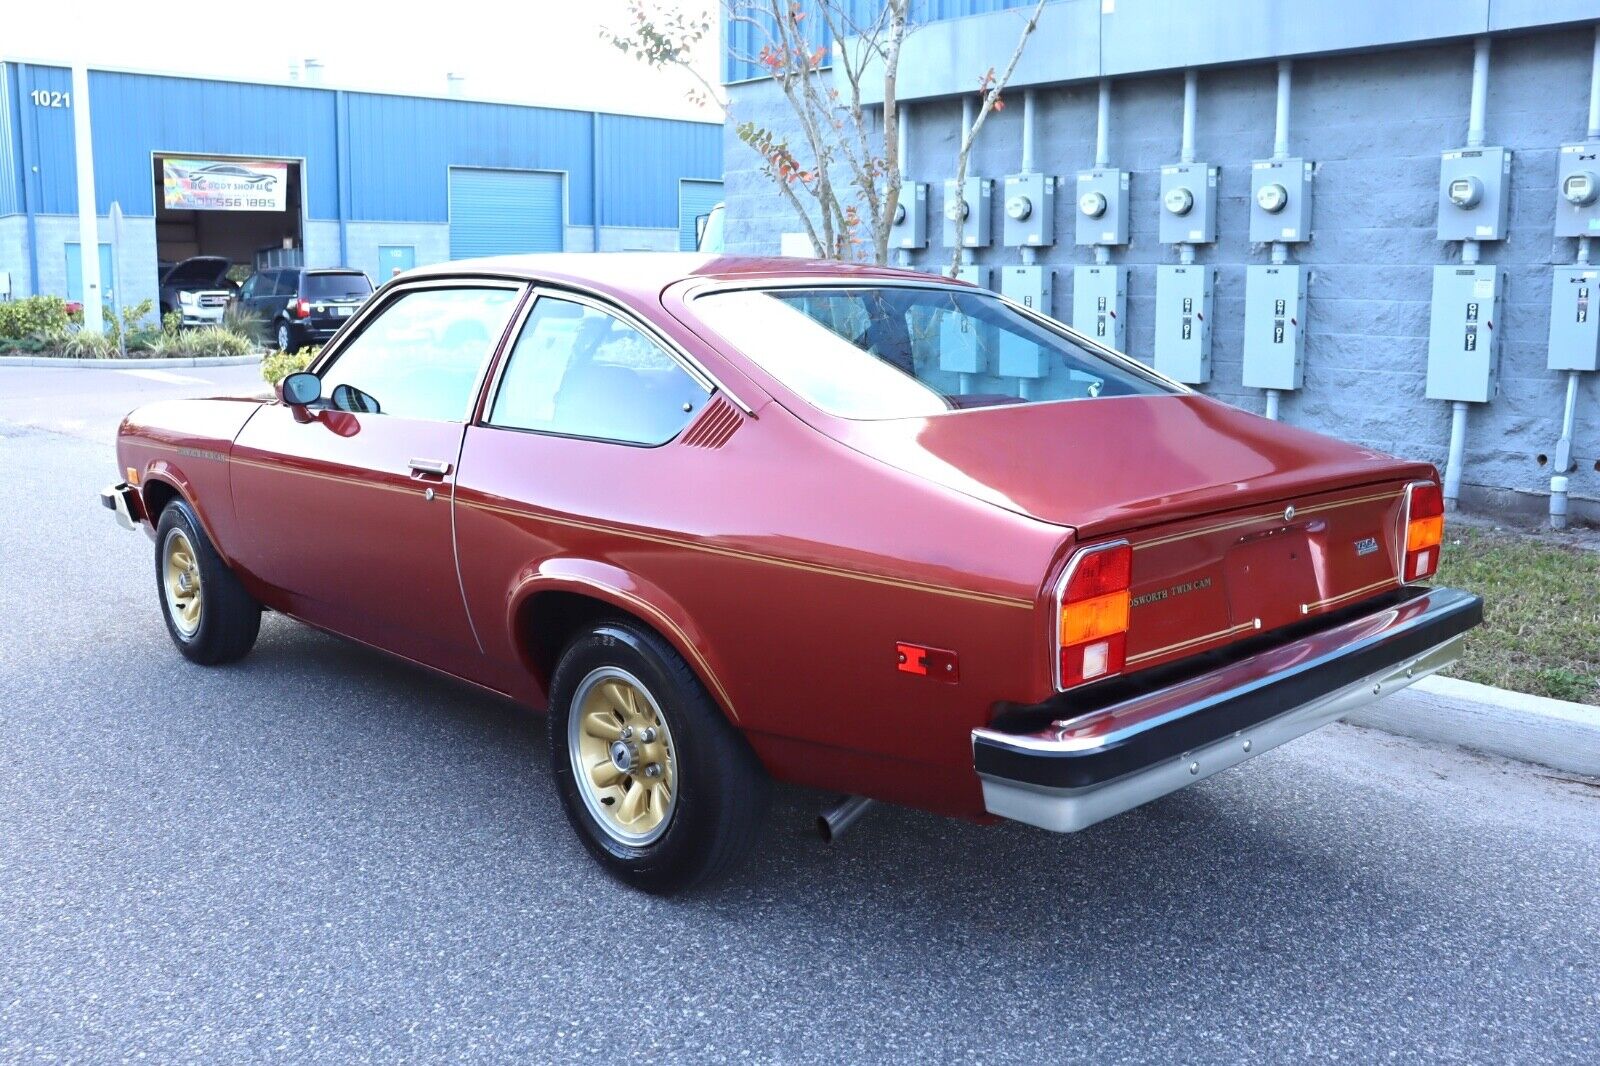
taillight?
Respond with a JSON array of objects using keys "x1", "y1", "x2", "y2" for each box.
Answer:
[
  {"x1": 295, "y1": 298, "x2": 311, "y2": 319},
  {"x1": 1056, "y1": 541, "x2": 1132, "y2": 690},
  {"x1": 1403, "y1": 481, "x2": 1444, "y2": 581}
]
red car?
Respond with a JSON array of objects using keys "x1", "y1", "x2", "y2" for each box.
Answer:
[{"x1": 103, "y1": 255, "x2": 1481, "y2": 892}]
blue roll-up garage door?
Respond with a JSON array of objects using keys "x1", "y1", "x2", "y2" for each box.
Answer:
[
  {"x1": 679, "y1": 179, "x2": 724, "y2": 251},
  {"x1": 449, "y1": 168, "x2": 565, "y2": 260}
]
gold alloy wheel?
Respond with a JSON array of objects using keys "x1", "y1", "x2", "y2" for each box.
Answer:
[
  {"x1": 568, "y1": 667, "x2": 678, "y2": 846},
  {"x1": 162, "y1": 528, "x2": 204, "y2": 639}
]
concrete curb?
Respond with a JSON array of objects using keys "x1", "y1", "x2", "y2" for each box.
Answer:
[
  {"x1": 0, "y1": 354, "x2": 262, "y2": 369},
  {"x1": 1347, "y1": 674, "x2": 1600, "y2": 778}
]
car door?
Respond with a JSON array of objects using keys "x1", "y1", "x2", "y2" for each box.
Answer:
[
  {"x1": 231, "y1": 280, "x2": 526, "y2": 675},
  {"x1": 451, "y1": 291, "x2": 712, "y2": 678}
]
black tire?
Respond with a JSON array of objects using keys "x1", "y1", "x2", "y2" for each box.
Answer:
[
  {"x1": 154, "y1": 499, "x2": 262, "y2": 665},
  {"x1": 549, "y1": 620, "x2": 768, "y2": 894},
  {"x1": 276, "y1": 320, "x2": 294, "y2": 353}
]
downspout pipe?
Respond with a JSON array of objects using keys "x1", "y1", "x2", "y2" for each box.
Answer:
[
  {"x1": 1552, "y1": 24, "x2": 1600, "y2": 529},
  {"x1": 1443, "y1": 37, "x2": 1492, "y2": 512}
]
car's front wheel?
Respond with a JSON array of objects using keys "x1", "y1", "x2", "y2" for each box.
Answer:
[
  {"x1": 548, "y1": 620, "x2": 768, "y2": 894},
  {"x1": 154, "y1": 500, "x2": 262, "y2": 664}
]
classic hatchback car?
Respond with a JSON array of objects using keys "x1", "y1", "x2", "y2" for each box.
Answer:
[{"x1": 104, "y1": 255, "x2": 1481, "y2": 893}]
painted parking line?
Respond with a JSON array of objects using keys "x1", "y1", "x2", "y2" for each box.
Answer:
[{"x1": 118, "y1": 369, "x2": 211, "y2": 385}]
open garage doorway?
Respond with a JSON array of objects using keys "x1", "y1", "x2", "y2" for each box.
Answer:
[{"x1": 152, "y1": 154, "x2": 304, "y2": 315}]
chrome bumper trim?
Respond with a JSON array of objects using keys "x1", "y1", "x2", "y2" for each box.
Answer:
[
  {"x1": 978, "y1": 633, "x2": 1463, "y2": 833},
  {"x1": 101, "y1": 482, "x2": 138, "y2": 531}
]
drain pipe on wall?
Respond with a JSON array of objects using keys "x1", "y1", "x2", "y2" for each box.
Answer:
[
  {"x1": 1551, "y1": 27, "x2": 1600, "y2": 529},
  {"x1": 1263, "y1": 60, "x2": 1294, "y2": 421},
  {"x1": 1442, "y1": 37, "x2": 1492, "y2": 512}
]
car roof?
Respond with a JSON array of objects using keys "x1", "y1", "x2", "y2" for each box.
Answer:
[{"x1": 401, "y1": 253, "x2": 953, "y2": 303}]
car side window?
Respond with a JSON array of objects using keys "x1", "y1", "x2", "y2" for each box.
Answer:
[
  {"x1": 488, "y1": 296, "x2": 708, "y2": 445},
  {"x1": 318, "y1": 286, "x2": 520, "y2": 422},
  {"x1": 239, "y1": 275, "x2": 259, "y2": 301}
]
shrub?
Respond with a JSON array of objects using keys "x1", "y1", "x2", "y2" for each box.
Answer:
[
  {"x1": 0, "y1": 296, "x2": 73, "y2": 340},
  {"x1": 49, "y1": 328, "x2": 118, "y2": 359},
  {"x1": 262, "y1": 347, "x2": 319, "y2": 385}
]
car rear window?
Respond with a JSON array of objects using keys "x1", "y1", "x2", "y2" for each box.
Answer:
[
  {"x1": 302, "y1": 273, "x2": 373, "y2": 299},
  {"x1": 691, "y1": 285, "x2": 1172, "y2": 420}
]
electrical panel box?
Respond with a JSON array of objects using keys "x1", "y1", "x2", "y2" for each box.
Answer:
[
  {"x1": 998, "y1": 266, "x2": 1053, "y2": 378},
  {"x1": 1548, "y1": 265, "x2": 1600, "y2": 372},
  {"x1": 1426, "y1": 265, "x2": 1503, "y2": 403},
  {"x1": 1153, "y1": 265, "x2": 1214, "y2": 383},
  {"x1": 1159, "y1": 163, "x2": 1218, "y2": 245},
  {"x1": 1241, "y1": 264, "x2": 1308, "y2": 391},
  {"x1": 1555, "y1": 142, "x2": 1600, "y2": 238},
  {"x1": 944, "y1": 177, "x2": 993, "y2": 248},
  {"x1": 1075, "y1": 169, "x2": 1129, "y2": 247},
  {"x1": 891, "y1": 181, "x2": 928, "y2": 250},
  {"x1": 1003, "y1": 173, "x2": 1056, "y2": 247},
  {"x1": 1071, "y1": 264, "x2": 1127, "y2": 351},
  {"x1": 1249, "y1": 158, "x2": 1313, "y2": 244},
  {"x1": 946, "y1": 263, "x2": 990, "y2": 289},
  {"x1": 1437, "y1": 147, "x2": 1511, "y2": 242}
]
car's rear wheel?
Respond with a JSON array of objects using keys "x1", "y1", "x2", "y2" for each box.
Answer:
[
  {"x1": 548, "y1": 620, "x2": 768, "y2": 894},
  {"x1": 276, "y1": 321, "x2": 293, "y2": 352},
  {"x1": 154, "y1": 500, "x2": 261, "y2": 664}
]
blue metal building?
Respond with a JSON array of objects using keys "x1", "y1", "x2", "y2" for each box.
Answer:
[{"x1": 0, "y1": 61, "x2": 723, "y2": 311}]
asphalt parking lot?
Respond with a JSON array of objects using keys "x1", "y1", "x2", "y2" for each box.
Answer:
[{"x1": 1, "y1": 364, "x2": 1597, "y2": 1063}]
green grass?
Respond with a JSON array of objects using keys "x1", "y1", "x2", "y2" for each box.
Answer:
[{"x1": 1435, "y1": 526, "x2": 1600, "y2": 705}]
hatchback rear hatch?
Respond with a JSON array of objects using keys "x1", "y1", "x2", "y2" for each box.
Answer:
[
  {"x1": 300, "y1": 271, "x2": 373, "y2": 328},
  {"x1": 829, "y1": 394, "x2": 1435, "y2": 671}
]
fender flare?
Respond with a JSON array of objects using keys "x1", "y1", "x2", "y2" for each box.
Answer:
[
  {"x1": 139, "y1": 464, "x2": 238, "y2": 568},
  {"x1": 505, "y1": 557, "x2": 742, "y2": 724}
]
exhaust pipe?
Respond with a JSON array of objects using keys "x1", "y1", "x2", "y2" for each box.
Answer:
[{"x1": 817, "y1": 795, "x2": 875, "y2": 843}]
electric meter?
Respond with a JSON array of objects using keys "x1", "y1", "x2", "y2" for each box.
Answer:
[
  {"x1": 945, "y1": 199, "x2": 969, "y2": 221},
  {"x1": 1563, "y1": 171, "x2": 1598, "y2": 207},
  {"x1": 1448, "y1": 176, "x2": 1483, "y2": 209},
  {"x1": 893, "y1": 202, "x2": 907, "y2": 224},
  {"x1": 1163, "y1": 186, "x2": 1194, "y2": 216},
  {"x1": 1255, "y1": 182, "x2": 1288, "y2": 213},
  {"x1": 1005, "y1": 195, "x2": 1032, "y2": 221},
  {"x1": 1078, "y1": 191, "x2": 1107, "y2": 218}
]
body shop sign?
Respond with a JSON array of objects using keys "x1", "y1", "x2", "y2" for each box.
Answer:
[{"x1": 162, "y1": 159, "x2": 288, "y2": 211}]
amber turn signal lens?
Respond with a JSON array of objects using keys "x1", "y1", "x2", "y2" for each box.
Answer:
[
  {"x1": 1406, "y1": 514, "x2": 1443, "y2": 552},
  {"x1": 1403, "y1": 482, "x2": 1445, "y2": 581},
  {"x1": 1060, "y1": 589, "x2": 1131, "y2": 646}
]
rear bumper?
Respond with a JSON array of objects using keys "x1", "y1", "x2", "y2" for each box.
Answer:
[{"x1": 971, "y1": 586, "x2": 1482, "y2": 833}]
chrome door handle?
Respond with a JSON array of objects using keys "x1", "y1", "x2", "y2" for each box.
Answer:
[{"x1": 408, "y1": 458, "x2": 452, "y2": 476}]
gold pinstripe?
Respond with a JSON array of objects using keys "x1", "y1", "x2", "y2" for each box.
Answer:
[
  {"x1": 1126, "y1": 620, "x2": 1260, "y2": 665},
  {"x1": 1301, "y1": 575, "x2": 1403, "y2": 614},
  {"x1": 464, "y1": 498, "x2": 1036, "y2": 610},
  {"x1": 1132, "y1": 490, "x2": 1404, "y2": 551}
]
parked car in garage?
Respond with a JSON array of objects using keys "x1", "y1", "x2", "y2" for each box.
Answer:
[
  {"x1": 102, "y1": 254, "x2": 1481, "y2": 893},
  {"x1": 238, "y1": 267, "x2": 374, "y2": 351},
  {"x1": 157, "y1": 256, "x2": 236, "y2": 326}
]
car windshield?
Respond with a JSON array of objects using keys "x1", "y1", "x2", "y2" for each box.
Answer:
[
  {"x1": 692, "y1": 285, "x2": 1171, "y2": 420},
  {"x1": 303, "y1": 273, "x2": 373, "y2": 299}
]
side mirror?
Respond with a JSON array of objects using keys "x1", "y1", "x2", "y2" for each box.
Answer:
[{"x1": 280, "y1": 371, "x2": 320, "y2": 407}]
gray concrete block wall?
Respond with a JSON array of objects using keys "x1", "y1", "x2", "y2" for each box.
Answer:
[
  {"x1": 345, "y1": 221, "x2": 450, "y2": 283},
  {"x1": 723, "y1": 27, "x2": 1600, "y2": 522},
  {"x1": 17, "y1": 214, "x2": 161, "y2": 323}
]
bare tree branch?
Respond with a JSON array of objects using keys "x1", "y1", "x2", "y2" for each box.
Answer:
[{"x1": 949, "y1": 0, "x2": 1049, "y2": 275}]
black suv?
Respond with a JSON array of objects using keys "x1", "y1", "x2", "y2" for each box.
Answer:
[{"x1": 238, "y1": 267, "x2": 375, "y2": 351}]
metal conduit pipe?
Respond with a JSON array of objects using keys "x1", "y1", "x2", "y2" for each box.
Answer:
[
  {"x1": 1442, "y1": 38, "x2": 1492, "y2": 512},
  {"x1": 1180, "y1": 70, "x2": 1198, "y2": 165},
  {"x1": 896, "y1": 105, "x2": 911, "y2": 269},
  {"x1": 1021, "y1": 90, "x2": 1038, "y2": 267},
  {"x1": 1264, "y1": 60, "x2": 1294, "y2": 420},
  {"x1": 1551, "y1": 25, "x2": 1600, "y2": 529},
  {"x1": 1095, "y1": 80, "x2": 1112, "y2": 266}
]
